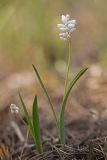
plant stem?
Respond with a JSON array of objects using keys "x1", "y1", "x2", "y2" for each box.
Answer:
[
  {"x1": 18, "y1": 113, "x2": 34, "y2": 138},
  {"x1": 20, "y1": 130, "x2": 29, "y2": 158},
  {"x1": 59, "y1": 39, "x2": 71, "y2": 144},
  {"x1": 64, "y1": 40, "x2": 71, "y2": 97},
  {"x1": 18, "y1": 113, "x2": 28, "y2": 129},
  {"x1": 18, "y1": 113, "x2": 38, "y2": 148}
]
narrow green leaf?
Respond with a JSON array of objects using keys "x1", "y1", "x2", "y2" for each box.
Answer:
[
  {"x1": 32, "y1": 64, "x2": 59, "y2": 130},
  {"x1": 19, "y1": 93, "x2": 34, "y2": 137},
  {"x1": 59, "y1": 68, "x2": 88, "y2": 144},
  {"x1": 32, "y1": 96, "x2": 43, "y2": 153}
]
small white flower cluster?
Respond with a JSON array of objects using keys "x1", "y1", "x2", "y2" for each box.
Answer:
[
  {"x1": 57, "y1": 14, "x2": 76, "y2": 41},
  {"x1": 10, "y1": 104, "x2": 19, "y2": 114}
]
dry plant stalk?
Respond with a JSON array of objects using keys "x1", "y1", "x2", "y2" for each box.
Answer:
[{"x1": 0, "y1": 143, "x2": 12, "y2": 160}]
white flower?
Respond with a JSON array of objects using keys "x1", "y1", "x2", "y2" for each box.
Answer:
[
  {"x1": 57, "y1": 14, "x2": 76, "y2": 40},
  {"x1": 10, "y1": 104, "x2": 19, "y2": 114}
]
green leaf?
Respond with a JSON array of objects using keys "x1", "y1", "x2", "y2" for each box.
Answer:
[
  {"x1": 59, "y1": 68, "x2": 88, "y2": 144},
  {"x1": 32, "y1": 64, "x2": 59, "y2": 130},
  {"x1": 32, "y1": 96, "x2": 43, "y2": 153},
  {"x1": 19, "y1": 93, "x2": 34, "y2": 138}
]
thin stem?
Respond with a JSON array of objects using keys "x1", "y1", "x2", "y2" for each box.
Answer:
[
  {"x1": 59, "y1": 40, "x2": 71, "y2": 144},
  {"x1": 18, "y1": 113, "x2": 28, "y2": 129},
  {"x1": 18, "y1": 113, "x2": 36, "y2": 143},
  {"x1": 18, "y1": 113, "x2": 33, "y2": 137},
  {"x1": 20, "y1": 130, "x2": 29, "y2": 158},
  {"x1": 64, "y1": 40, "x2": 71, "y2": 97}
]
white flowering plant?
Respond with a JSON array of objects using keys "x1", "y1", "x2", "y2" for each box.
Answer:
[
  {"x1": 10, "y1": 14, "x2": 88, "y2": 154},
  {"x1": 19, "y1": 95, "x2": 43, "y2": 153},
  {"x1": 10, "y1": 96, "x2": 43, "y2": 154},
  {"x1": 32, "y1": 14, "x2": 88, "y2": 144}
]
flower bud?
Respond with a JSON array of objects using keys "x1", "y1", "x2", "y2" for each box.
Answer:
[{"x1": 10, "y1": 104, "x2": 19, "y2": 114}]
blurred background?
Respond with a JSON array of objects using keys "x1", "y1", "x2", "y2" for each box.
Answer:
[{"x1": 0, "y1": 0, "x2": 107, "y2": 111}]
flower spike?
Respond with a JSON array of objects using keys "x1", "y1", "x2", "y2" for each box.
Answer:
[{"x1": 57, "y1": 14, "x2": 76, "y2": 40}]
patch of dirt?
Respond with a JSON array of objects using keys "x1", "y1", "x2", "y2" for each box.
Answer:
[{"x1": 1, "y1": 106, "x2": 107, "y2": 160}]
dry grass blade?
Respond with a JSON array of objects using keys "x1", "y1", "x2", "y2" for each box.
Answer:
[{"x1": 0, "y1": 143, "x2": 12, "y2": 160}]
